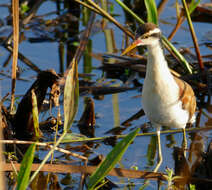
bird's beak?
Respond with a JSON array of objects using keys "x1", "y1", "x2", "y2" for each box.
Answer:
[{"x1": 121, "y1": 39, "x2": 142, "y2": 56}]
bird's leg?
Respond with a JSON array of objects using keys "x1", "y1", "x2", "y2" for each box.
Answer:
[
  {"x1": 182, "y1": 128, "x2": 187, "y2": 157},
  {"x1": 154, "y1": 126, "x2": 162, "y2": 173}
]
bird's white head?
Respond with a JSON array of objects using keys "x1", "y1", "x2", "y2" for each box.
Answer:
[{"x1": 122, "y1": 23, "x2": 161, "y2": 55}]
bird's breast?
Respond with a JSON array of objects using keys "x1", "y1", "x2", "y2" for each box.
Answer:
[{"x1": 142, "y1": 76, "x2": 189, "y2": 128}]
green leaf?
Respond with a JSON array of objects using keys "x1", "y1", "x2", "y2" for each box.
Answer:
[
  {"x1": 87, "y1": 128, "x2": 140, "y2": 189},
  {"x1": 189, "y1": 184, "x2": 196, "y2": 190},
  {"x1": 20, "y1": 2, "x2": 29, "y2": 14},
  {"x1": 63, "y1": 58, "x2": 79, "y2": 131},
  {"x1": 61, "y1": 133, "x2": 88, "y2": 143},
  {"x1": 17, "y1": 143, "x2": 36, "y2": 190},
  {"x1": 146, "y1": 136, "x2": 157, "y2": 166},
  {"x1": 189, "y1": 0, "x2": 201, "y2": 14},
  {"x1": 144, "y1": 0, "x2": 158, "y2": 25},
  {"x1": 31, "y1": 89, "x2": 40, "y2": 138}
]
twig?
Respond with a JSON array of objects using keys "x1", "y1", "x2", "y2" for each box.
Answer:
[
  {"x1": 0, "y1": 140, "x2": 87, "y2": 161},
  {"x1": 10, "y1": 0, "x2": 19, "y2": 113},
  {"x1": 9, "y1": 160, "x2": 18, "y2": 176},
  {"x1": 85, "y1": 0, "x2": 134, "y2": 38},
  {"x1": 28, "y1": 133, "x2": 65, "y2": 184},
  {"x1": 157, "y1": 0, "x2": 169, "y2": 16},
  {"x1": 74, "y1": 0, "x2": 101, "y2": 15},
  {"x1": 22, "y1": 0, "x2": 43, "y2": 25},
  {"x1": 60, "y1": 126, "x2": 212, "y2": 143},
  {"x1": 5, "y1": 45, "x2": 41, "y2": 73},
  {"x1": 181, "y1": 0, "x2": 204, "y2": 70},
  {"x1": 79, "y1": 173, "x2": 86, "y2": 190},
  {"x1": 2, "y1": 163, "x2": 212, "y2": 184},
  {"x1": 5, "y1": 0, "x2": 43, "y2": 45},
  {"x1": 168, "y1": 17, "x2": 185, "y2": 40},
  {"x1": 0, "y1": 103, "x2": 5, "y2": 189},
  {"x1": 1, "y1": 163, "x2": 165, "y2": 180},
  {"x1": 168, "y1": 1, "x2": 201, "y2": 41},
  {"x1": 4, "y1": 0, "x2": 42, "y2": 73},
  {"x1": 73, "y1": 0, "x2": 133, "y2": 37},
  {"x1": 73, "y1": 12, "x2": 96, "y2": 63}
]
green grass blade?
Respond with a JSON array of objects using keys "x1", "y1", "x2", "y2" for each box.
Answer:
[
  {"x1": 162, "y1": 36, "x2": 193, "y2": 74},
  {"x1": 144, "y1": 0, "x2": 158, "y2": 25},
  {"x1": 63, "y1": 58, "x2": 79, "y2": 131},
  {"x1": 17, "y1": 143, "x2": 36, "y2": 190},
  {"x1": 115, "y1": 0, "x2": 144, "y2": 25},
  {"x1": 87, "y1": 128, "x2": 140, "y2": 189}
]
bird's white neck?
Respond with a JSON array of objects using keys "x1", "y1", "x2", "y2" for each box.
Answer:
[
  {"x1": 146, "y1": 40, "x2": 174, "y2": 84},
  {"x1": 144, "y1": 40, "x2": 180, "y2": 103}
]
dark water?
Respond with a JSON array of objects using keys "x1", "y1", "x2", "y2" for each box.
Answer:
[{"x1": 0, "y1": 0, "x2": 212, "y2": 189}]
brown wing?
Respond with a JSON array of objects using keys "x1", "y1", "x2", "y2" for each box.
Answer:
[{"x1": 174, "y1": 77, "x2": 196, "y2": 123}]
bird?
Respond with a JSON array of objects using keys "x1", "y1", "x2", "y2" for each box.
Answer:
[{"x1": 122, "y1": 23, "x2": 196, "y2": 172}]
